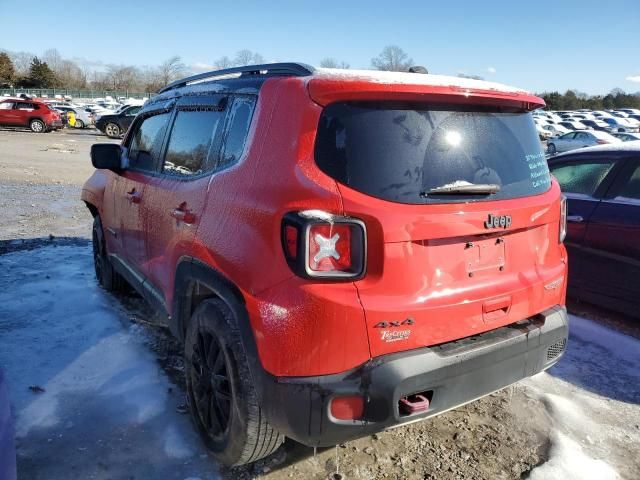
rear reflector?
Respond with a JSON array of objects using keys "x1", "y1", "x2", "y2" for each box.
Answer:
[
  {"x1": 330, "y1": 395, "x2": 365, "y2": 421},
  {"x1": 284, "y1": 225, "x2": 298, "y2": 259}
]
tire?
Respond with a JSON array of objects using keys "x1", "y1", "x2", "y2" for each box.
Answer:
[
  {"x1": 547, "y1": 143, "x2": 556, "y2": 155},
  {"x1": 105, "y1": 122, "x2": 121, "y2": 138},
  {"x1": 29, "y1": 119, "x2": 45, "y2": 133},
  {"x1": 185, "y1": 299, "x2": 284, "y2": 466},
  {"x1": 92, "y1": 216, "x2": 126, "y2": 292},
  {"x1": 75, "y1": 119, "x2": 85, "y2": 129}
]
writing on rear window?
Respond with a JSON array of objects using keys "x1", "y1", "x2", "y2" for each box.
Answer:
[{"x1": 526, "y1": 152, "x2": 551, "y2": 189}]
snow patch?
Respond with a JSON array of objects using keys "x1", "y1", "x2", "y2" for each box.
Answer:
[
  {"x1": 313, "y1": 67, "x2": 529, "y2": 94},
  {"x1": 164, "y1": 424, "x2": 194, "y2": 459},
  {"x1": 529, "y1": 432, "x2": 619, "y2": 480}
]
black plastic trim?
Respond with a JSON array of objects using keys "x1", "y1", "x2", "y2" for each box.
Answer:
[
  {"x1": 158, "y1": 62, "x2": 315, "y2": 94},
  {"x1": 258, "y1": 306, "x2": 569, "y2": 447}
]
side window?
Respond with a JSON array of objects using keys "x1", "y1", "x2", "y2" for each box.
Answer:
[
  {"x1": 126, "y1": 106, "x2": 141, "y2": 116},
  {"x1": 16, "y1": 102, "x2": 34, "y2": 110},
  {"x1": 550, "y1": 160, "x2": 616, "y2": 196},
  {"x1": 0, "y1": 102, "x2": 13, "y2": 110},
  {"x1": 127, "y1": 113, "x2": 170, "y2": 172},
  {"x1": 219, "y1": 96, "x2": 256, "y2": 169},
  {"x1": 575, "y1": 132, "x2": 588, "y2": 140},
  {"x1": 162, "y1": 108, "x2": 225, "y2": 177},
  {"x1": 617, "y1": 164, "x2": 640, "y2": 200}
]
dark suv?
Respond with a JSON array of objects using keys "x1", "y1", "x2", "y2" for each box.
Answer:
[
  {"x1": 95, "y1": 104, "x2": 142, "y2": 138},
  {"x1": 82, "y1": 63, "x2": 569, "y2": 466}
]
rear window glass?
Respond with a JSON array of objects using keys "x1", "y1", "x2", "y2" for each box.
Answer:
[
  {"x1": 315, "y1": 102, "x2": 551, "y2": 204},
  {"x1": 163, "y1": 109, "x2": 224, "y2": 177}
]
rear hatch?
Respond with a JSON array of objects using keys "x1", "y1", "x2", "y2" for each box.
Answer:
[{"x1": 314, "y1": 100, "x2": 567, "y2": 357}]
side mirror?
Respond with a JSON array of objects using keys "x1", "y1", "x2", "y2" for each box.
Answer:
[{"x1": 91, "y1": 143, "x2": 122, "y2": 171}]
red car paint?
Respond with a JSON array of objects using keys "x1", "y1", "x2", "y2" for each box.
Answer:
[
  {"x1": 0, "y1": 98, "x2": 62, "y2": 131},
  {"x1": 82, "y1": 68, "x2": 567, "y2": 378}
]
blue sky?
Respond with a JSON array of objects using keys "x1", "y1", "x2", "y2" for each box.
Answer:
[{"x1": 1, "y1": 0, "x2": 639, "y2": 94}]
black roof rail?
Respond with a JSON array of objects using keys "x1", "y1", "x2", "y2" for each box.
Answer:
[{"x1": 158, "y1": 62, "x2": 315, "y2": 94}]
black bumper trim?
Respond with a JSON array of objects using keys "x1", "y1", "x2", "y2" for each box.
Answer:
[{"x1": 259, "y1": 305, "x2": 568, "y2": 447}]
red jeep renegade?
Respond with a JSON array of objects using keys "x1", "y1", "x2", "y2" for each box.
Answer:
[{"x1": 82, "y1": 63, "x2": 569, "y2": 466}]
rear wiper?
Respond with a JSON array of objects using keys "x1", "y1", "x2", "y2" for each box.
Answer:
[{"x1": 420, "y1": 183, "x2": 500, "y2": 197}]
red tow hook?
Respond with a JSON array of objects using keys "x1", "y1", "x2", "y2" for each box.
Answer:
[{"x1": 399, "y1": 394, "x2": 430, "y2": 415}]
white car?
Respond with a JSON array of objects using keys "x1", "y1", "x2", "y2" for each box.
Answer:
[
  {"x1": 558, "y1": 120, "x2": 588, "y2": 131},
  {"x1": 547, "y1": 130, "x2": 621, "y2": 155},
  {"x1": 612, "y1": 132, "x2": 640, "y2": 142},
  {"x1": 543, "y1": 123, "x2": 570, "y2": 137},
  {"x1": 592, "y1": 111, "x2": 615, "y2": 119},
  {"x1": 602, "y1": 116, "x2": 639, "y2": 133},
  {"x1": 52, "y1": 106, "x2": 93, "y2": 129},
  {"x1": 536, "y1": 123, "x2": 553, "y2": 139}
]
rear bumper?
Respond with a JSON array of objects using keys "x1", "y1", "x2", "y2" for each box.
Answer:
[{"x1": 260, "y1": 305, "x2": 568, "y2": 447}]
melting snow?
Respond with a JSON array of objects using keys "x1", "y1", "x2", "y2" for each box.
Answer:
[{"x1": 0, "y1": 245, "x2": 220, "y2": 479}]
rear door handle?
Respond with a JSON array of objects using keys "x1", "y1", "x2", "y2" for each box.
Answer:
[
  {"x1": 170, "y1": 204, "x2": 195, "y2": 224},
  {"x1": 126, "y1": 189, "x2": 141, "y2": 204},
  {"x1": 567, "y1": 215, "x2": 583, "y2": 223}
]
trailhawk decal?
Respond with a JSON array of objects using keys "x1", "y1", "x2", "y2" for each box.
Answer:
[{"x1": 380, "y1": 330, "x2": 411, "y2": 343}]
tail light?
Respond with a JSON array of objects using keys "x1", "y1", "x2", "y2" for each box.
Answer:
[
  {"x1": 282, "y1": 211, "x2": 366, "y2": 280},
  {"x1": 596, "y1": 139, "x2": 610, "y2": 144},
  {"x1": 559, "y1": 195, "x2": 567, "y2": 243}
]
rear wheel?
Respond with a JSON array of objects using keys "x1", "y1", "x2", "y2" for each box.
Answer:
[
  {"x1": 105, "y1": 122, "x2": 121, "y2": 138},
  {"x1": 185, "y1": 299, "x2": 283, "y2": 466},
  {"x1": 29, "y1": 119, "x2": 45, "y2": 133},
  {"x1": 92, "y1": 216, "x2": 126, "y2": 292},
  {"x1": 547, "y1": 143, "x2": 556, "y2": 155}
]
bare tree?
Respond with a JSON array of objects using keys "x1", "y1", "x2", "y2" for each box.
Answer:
[
  {"x1": 234, "y1": 49, "x2": 264, "y2": 66},
  {"x1": 158, "y1": 55, "x2": 185, "y2": 86},
  {"x1": 214, "y1": 56, "x2": 233, "y2": 70},
  {"x1": 371, "y1": 45, "x2": 413, "y2": 72},
  {"x1": 8, "y1": 51, "x2": 32, "y2": 77},
  {"x1": 319, "y1": 58, "x2": 350, "y2": 69}
]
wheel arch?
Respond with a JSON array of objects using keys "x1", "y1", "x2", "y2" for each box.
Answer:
[
  {"x1": 172, "y1": 257, "x2": 247, "y2": 343},
  {"x1": 173, "y1": 256, "x2": 268, "y2": 401}
]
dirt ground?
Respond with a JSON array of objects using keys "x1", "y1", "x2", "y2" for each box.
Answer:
[{"x1": 1, "y1": 128, "x2": 637, "y2": 480}]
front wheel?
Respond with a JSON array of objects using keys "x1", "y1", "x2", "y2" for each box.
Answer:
[
  {"x1": 185, "y1": 299, "x2": 284, "y2": 466},
  {"x1": 105, "y1": 122, "x2": 121, "y2": 138},
  {"x1": 92, "y1": 216, "x2": 126, "y2": 291},
  {"x1": 75, "y1": 119, "x2": 85, "y2": 129},
  {"x1": 30, "y1": 119, "x2": 45, "y2": 133}
]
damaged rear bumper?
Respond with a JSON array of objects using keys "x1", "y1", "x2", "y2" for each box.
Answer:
[{"x1": 259, "y1": 305, "x2": 568, "y2": 447}]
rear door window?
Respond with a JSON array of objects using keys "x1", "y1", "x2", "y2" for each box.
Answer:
[
  {"x1": 315, "y1": 102, "x2": 551, "y2": 204},
  {"x1": 162, "y1": 108, "x2": 225, "y2": 177},
  {"x1": 127, "y1": 113, "x2": 171, "y2": 172}
]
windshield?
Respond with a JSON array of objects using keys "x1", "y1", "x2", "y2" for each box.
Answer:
[{"x1": 315, "y1": 101, "x2": 551, "y2": 204}]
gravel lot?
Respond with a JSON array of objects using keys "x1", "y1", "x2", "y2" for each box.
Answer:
[{"x1": 0, "y1": 128, "x2": 638, "y2": 480}]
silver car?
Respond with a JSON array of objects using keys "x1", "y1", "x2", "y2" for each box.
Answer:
[{"x1": 547, "y1": 130, "x2": 621, "y2": 155}]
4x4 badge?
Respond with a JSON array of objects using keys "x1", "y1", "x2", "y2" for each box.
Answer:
[
  {"x1": 485, "y1": 214, "x2": 512, "y2": 229},
  {"x1": 374, "y1": 318, "x2": 414, "y2": 328}
]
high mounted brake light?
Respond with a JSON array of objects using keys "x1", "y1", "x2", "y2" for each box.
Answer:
[{"x1": 282, "y1": 212, "x2": 366, "y2": 280}]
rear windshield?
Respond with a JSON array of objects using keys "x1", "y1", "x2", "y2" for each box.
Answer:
[{"x1": 315, "y1": 102, "x2": 551, "y2": 204}]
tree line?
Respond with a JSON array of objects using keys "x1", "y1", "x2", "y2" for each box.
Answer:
[
  {"x1": 2, "y1": 46, "x2": 638, "y2": 106},
  {"x1": 537, "y1": 89, "x2": 640, "y2": 111}
]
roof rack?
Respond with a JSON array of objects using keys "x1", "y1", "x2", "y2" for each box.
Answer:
[{"x1": 158, "y1": 62, "x2": 315, "y2": 94}]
